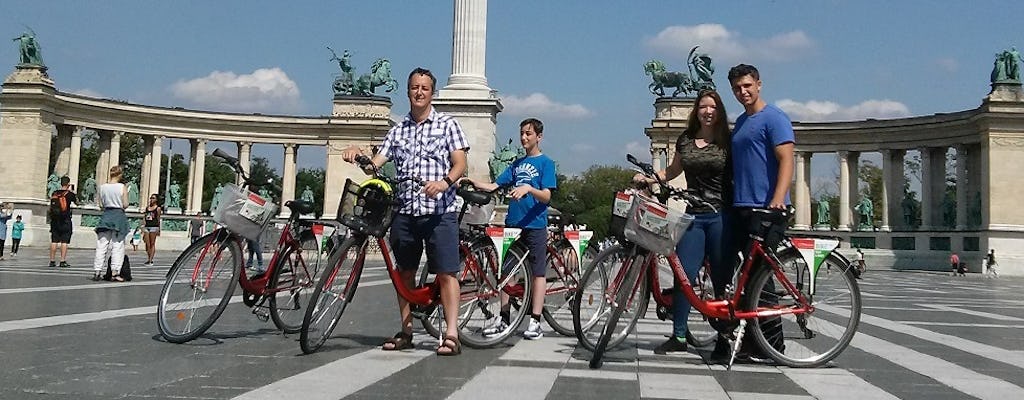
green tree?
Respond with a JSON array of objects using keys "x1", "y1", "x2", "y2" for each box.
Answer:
[
  {"x1": 551, "y1": 165, "x2": 634, "y2": 240},
  {"x1": 296, "y1": 167, "x2": 326, "y2": 217},
  {"x1": 157, "y1": 153, "x2": 189, "y2": 202},
  {"x1": 119, "y1": 134, "x2": 145, "y2": 186},
  {"x1": 201, "y1": 155, "x2": 236, "y2": 213},
  {"x1": 249, "y1": 156, "x2": 283, "y2": 201}
]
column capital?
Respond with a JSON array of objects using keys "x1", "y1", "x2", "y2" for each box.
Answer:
[
  {"x1": 72, "y1": 126, "x2": 85, "y2": 137},
  {"x1": 111, "y1": 131, "x2": 124, "y2": 142},
  {"x1": 838, "y1": 150, "x2": 850, "y2": 159},
  {"x1": 284, "y1": 142, "x2": 297, "y2": 151},
  {"x1": 238, "y1": 141, "x2": 252, "y2": 148}
]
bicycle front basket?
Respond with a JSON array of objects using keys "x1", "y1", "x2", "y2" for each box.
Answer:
[
  {"x1": 213, "y1": 183, "x2": 278, "y2": 241},
  {"x1": 336, "y1": 178, "x2": 395, "y2": 237},
  {"x1": 622, "y1": 194, "x2": 693, "y2": 256}
]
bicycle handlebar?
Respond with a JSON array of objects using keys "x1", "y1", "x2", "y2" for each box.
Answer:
[
  {"x1": 625, "y1": 153, "x2": 717, "y2": 212},
  {"x1": 211, "y1": 149, "x2": 282, "y2": 195}
]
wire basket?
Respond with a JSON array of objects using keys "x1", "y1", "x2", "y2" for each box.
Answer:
[
  {"x1": 336, "y1": 178, "x2": 395, "y2": 237},
  {"x1": 213, "y1": 183, "x2": 277, "y2": 242},
  {"x1": 622, "y1": 194, "x2": 693, "y2": 256},
  {"x1": 607, "y1": 191, "x2": 635, "y2": 241}
]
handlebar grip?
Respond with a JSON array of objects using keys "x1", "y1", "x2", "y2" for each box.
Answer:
[
  {"x1": 354, "y1": 155, "x2": 373, "y2": 167},
  {"x1": 212, "y1": 148, "x2": 239, "y2": 165}
]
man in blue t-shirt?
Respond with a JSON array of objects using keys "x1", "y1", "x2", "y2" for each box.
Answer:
[
  {"x1": 719, "y1": 63, "x2": 795, "y2": 363},
  {"x1": 462, "y1": 118, "x2": 557, "y2": 340}
]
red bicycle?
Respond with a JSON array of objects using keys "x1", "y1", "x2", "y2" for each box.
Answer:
[
  {"x1": 574, "y1": 154, "x2": 861, "y2": 369},
  {"x1": 157, "y1": 149, "x2": 330, "y2": 343}
]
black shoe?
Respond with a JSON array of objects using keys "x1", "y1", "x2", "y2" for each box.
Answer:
[
  {"x1": 59, "y1": 261, "x2": 69, "y2": 268},
  {"x1": 709, "y1": 336, "x2": 732, "y2": 364},
  {"x1": 48, "y1": 261, "x2": 56, "y2": 268},
  {"x1": 653, "y1": 336, "x2": 687, "y2": 355},
  {"x1": 89, "y1": 273, "x2": 102, "y2": 281}
]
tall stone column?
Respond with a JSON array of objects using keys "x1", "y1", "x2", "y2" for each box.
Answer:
[
  {"x1": 881, "y1": 149, "x2": 905, "y2": 231},
  {"x1": 0, "y1": 66, "x2": 56, "y2": 207},
  {"x1": 967, "y1": 143, "x2": 982, "y2": 227},
  {"x1": 237, "y1": 141, "x2": 252, "y2": 185},
  {"x1": 280, "y1": 143, "x2": 298, "y2": 217},
  {"x1": 149, "y1": 136, "x2": 163, "y2": 198},
  {"x1": 68, "y1": 127, "x2": 83, "y2": 189},
  {"x1": 434, "y1": 0, "x2": 503, "y2": 182},
  {"x1": 109, "y1": 131, "x2": 122, "y2": 170},
  {"x1": 793, "y1": 151, "x2": 811, "y2": 230},
  {"x1": 919, "y1": 147, "x2": 938, "y2": 230},
  {"x1": 186, "y1": 140, "x2": 197, "y2": 213},
  {"x1": 53, "y1": 125, "x2": 74, "y2": 177},
  {"x1": 837, "y1": 152, "x2": 852, "y2": 231},
  {"x1": 93, "y1": 130, "x2": 112, "y2": 192},
  {"x1": 955, "y1": 145, "x2": 969, "y2": 229},
  {"x1": 651, "y1": 146, "x2": 664, "y2": 171},
  {"x1": 191, "y1": 139, "x2": 207, "y2": 215},
  {"x1": 847, "y1": 152, "x2": 860, "y2": 229},
  {"x1": 141, "y1": 136, "x2": 154, "y2": 199}
]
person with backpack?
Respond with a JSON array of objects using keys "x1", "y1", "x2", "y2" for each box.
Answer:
[
  {"x1": 92, "y1": 165, "x2": 130, "y2": 282},
  {"x1": 49, "y1": 176, "x2": 78, "y2": 268}
]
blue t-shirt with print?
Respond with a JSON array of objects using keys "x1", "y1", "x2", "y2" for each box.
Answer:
[
  {"x1": 731, "y1": 104, "x2": 795, "y2": 207},
  {"x1": 496, "y1": 154, "x2": 557, "y2": 229}
]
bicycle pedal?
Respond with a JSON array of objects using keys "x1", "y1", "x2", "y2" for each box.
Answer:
[{"x1": 251, "y1": 307, "x2": 270, "y2": 322}]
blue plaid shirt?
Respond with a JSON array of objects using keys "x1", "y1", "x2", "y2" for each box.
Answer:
[{"x1": 380, "y1": 108, "x2": 470, "y2": 216}]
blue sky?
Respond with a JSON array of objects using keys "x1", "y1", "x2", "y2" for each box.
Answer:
[{"x1": 3, "y1": 0, "x2": 1020, "y2": 190}]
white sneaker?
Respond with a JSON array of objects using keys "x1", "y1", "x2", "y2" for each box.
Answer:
[
  {"x1": 481, "y1": 316, "x2": 508, "y2": 338},
  {"x1": 523, "y1": 318, "x2": 543, "y2": 340}
]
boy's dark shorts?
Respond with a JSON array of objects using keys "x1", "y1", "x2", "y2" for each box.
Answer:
[
  {"x1": 389, "y1": 212, "x2": 461, "y2": 275},
  {"x1": 518, "y1": 228, "x2": 549, "y2": 277},
  {"x1": 50, "y1": 221, "x2": 73, "y2": 244}
]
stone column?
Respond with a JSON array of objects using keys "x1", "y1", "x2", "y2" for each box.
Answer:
[
  {"x1": 837, "y1": 151, "x2": 852, "y2": 231},
  {"x1": 93, "y1": 130, "x2": 112, "y2": 193},
  {"x1": 967, "y1": 143, "x2": 982, "y2": 227},
  {"x1": 955, "y1": 145, "x2": 969, "y2": 230},
  {"x1": 651, "y1": 146, "x2": 664, "y2": 171},
  {"x1": 881, "y1": 149, "x2": 905, "y2": 231},
  {"x1": 68, "y1": 127, "x2": 83, "y2": 189},
  {"x1": 109, "y1": 131, "x2": 122, "y2": 170},
  {"x1": 446, "y1": 0, "x2": 489, "y2": 91},
  {"x1": 149, "y1": 136, "x2": 163, "y2": 198},
  {"x1": 191, "y1": 139, "x2": 207, "y2": 215},
  {"x1": 435, "y1": 0, "x2": 502, "y2": 183},
  {"x1": 237, "y1": 141, "x2": 252, "y2": 185},
  {"x1": 186, "y1": 140, "x2": 197, "y2": 213},
  {"x1": 141, "y1": 136, "x2": 154, "y2": 199},
  {"x1": 919, "y1": 147, "x2": 938, "y2": 230},
  {"x1": 793, "y1": 151, "x2": 811, "y2": 230},
  {"x1": 53, "y1": 125, "x2": 74, "y2": 177},
  {"x1": 280, "y1": 143, "x2": 298, "y2": 217}
]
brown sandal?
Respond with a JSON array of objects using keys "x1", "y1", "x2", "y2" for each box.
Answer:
[
  {"x1": 436, "y1": 335, "x2": 461, "y2": 356},
  {"x1": 381, "y1": 331, "x2": 414, "y2": 351}
]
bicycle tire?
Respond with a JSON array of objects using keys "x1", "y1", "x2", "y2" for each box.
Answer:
[
  {"x1": 421, "y1": 239, "x2": 493, "y2": 340},
  {"x1": 456, "y1": 241, "x2": 532, "y2": 348},
  {"x1": 589, "y1": 250, "x2": 647, "y2": 369},
  {"x1": 299, "y1": 236, "x2": 365, "y2": 354},
  {"x1": 542, "y1": 239, "x2": 579, "y2": 337},
  {"x1": 745, "y1": 250, "x2": 861, "y2": 368},
  {"x1": 269, "y1": 234, "x2": 322, "y2": 334},
  {"x1": 157, "y1": 233, "x2": 241, "y2": 343},
  {"x1": 573, "y1": 245, "x2": 650, "y2": 352}
]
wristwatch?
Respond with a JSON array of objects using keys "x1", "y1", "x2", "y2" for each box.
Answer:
[{"x1": 443, "y1": 176, "x2": 454, "y2": 187}]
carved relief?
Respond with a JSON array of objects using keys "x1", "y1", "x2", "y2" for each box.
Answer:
[{"x1": 991, "y1": 136, "x2": 1024, "y2": 148}]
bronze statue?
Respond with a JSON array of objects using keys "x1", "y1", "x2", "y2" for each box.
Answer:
[
  {"x1": 644, "y1": 60, "x2": 695, "y2": 97},
  {"x1": 488, "y1": 138, "x2": 520, "y2": 181},
  {"x1": 168, "y1": 182, "x2": 182, "y2": 209},
  {"x1": 329, "y1": 47, "x2": 398, "y2": 96},
  {"x1": 687, "y1": 46, "x2": 715, "y2": 91},
  {"x1": 46, "y1": 173, "x2": 60, "y2": 197},
  {"x1": 854, "y1": 197, "x2": 874, "y2": 230},
  {"x1": 815, "y1": 199, "x2": 830, "y2": 226},
  {"x1": 12, "y1": 29, "x2": 44, "y2": 67}
]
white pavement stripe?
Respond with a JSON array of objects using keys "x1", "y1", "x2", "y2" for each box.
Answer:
[
  {"x1": 899, "y1": 321, "x2": 1024, "y2": 329},
  {"x1": 0, "y1": 304, "x2": 155, "y2": 332},
  {"x1": 559, "y1": 368, "x2": 636, "y2": 381},
  {"x1": 0, "y1": 280, "x2": 165, "y2": 294},
  {"x1": 783, "y1": 368, "x2": 899, "y2": 400},
  {"x1": 233, "y1": 348, "x2": 432, "y2": 400},
  {"x1": 499, "y1": 334, "x2": 576, "y2": 363},
  {"x1": 816, "y1": 306, "x2": 1024, "y2": 399},
  {"x1": 727, "y1": 393, "x2": 813, "y2": 400},
  {"x1": 823, "y1": 304, "x2": 1024, "y2": 369},
  {"x1": 639, "y1": 372, "x2": 728, "y2": 400},
  {"x1": 447, "y1": 366, "x2": 561, "y2": 400},
  {"x1": 918, "y1": 304, "x2": 1024, "y2": 321}
]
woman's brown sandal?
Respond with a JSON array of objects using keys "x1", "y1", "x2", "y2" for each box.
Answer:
[
  {"x1": 436, "y1": 335, "x2": 462, "y2": 356},
  {"x1": 381, "y1": 331, "x2": 414, "y2": 351}
]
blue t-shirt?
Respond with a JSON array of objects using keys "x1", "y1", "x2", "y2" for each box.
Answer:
[
  {"x1": 496, "y1": 154, "x2": 558, "y2": 229},
  {"x1": 731, "y1": 104, "x2": 795, "y2": 207}
]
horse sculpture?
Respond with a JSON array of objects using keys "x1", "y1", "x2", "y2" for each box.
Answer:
[
  {"x1": 644, "y1": 60, "x2": 695, "y2": 97},
  {"x1": 330, "y1": 49, "x2": 398, "y2": 96}
]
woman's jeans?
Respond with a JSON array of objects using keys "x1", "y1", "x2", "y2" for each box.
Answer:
[{"x1": 671, "y1": 212, "x2": 724, "y2": 338}]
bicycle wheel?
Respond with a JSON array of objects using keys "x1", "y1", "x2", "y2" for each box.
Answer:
[
  {"x1": 421, "y1": 239, "x2": 493, "y2": 340},
  {"x1": 684, "y1": 259, "x2": 718, "y2": 347},
  {"x1": 542, "y1": 240, "x2": 579, "y2": 337},
  {"x1": 573, "y1": 244, "x2": 650, "y2": 352},
  {"x1": 456, "y1": 241, "x2": 532, "y2": 348},
  {"x1": 157, "y1": 233, "x2": 241, "y2": 343},
  {"x1": 299, "y1": 236, "x2": 365, "y2": 354},
  {"x1": 269, "y1": 233, "x2": 324, "y2": 334},
  {"x1": 745, "y1": 250, "x2": 861, "y2": 368},
  {"x1": 590, "y1": 250, "x2": 648, "y2": 369}
]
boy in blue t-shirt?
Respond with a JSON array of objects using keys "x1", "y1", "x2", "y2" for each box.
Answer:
[{"x1": 461, "y1": 118, "x2": 557, "y2": 340}]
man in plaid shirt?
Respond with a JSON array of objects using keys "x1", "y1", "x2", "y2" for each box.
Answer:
[{"x1": 343, "y1": 67, "x2": 469, "y2": 356}]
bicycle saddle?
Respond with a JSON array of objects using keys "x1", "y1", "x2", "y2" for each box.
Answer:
[
  {"x1": 456, "y1": 187, "x2": 491, "y2": 206},
  {"x1": 285, "y1": 200, "x2": 314, "y2": 215}
]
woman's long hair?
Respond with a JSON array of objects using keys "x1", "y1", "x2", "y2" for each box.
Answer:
[{"x1": 679, "y1": 90, "x2": 731, "y2": 148}]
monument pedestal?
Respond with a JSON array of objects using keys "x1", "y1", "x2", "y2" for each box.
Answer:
[
  {"x1": 166, "y1": 207, "x2": 182, "y2": 215},
  {"x1": 814, "y1": 224, "x2": 832, "y2": 231}
]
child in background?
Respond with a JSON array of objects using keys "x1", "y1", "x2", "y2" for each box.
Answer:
[{"x1": 11, "y1": 215, "x2": 25, "y2": 257}]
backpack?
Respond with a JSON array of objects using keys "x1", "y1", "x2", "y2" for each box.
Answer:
[
  {"x1": 50, "y1": 190, "x2": 71, "y2": 218},
  {"x1": 102, "y1": 255, "x2": 132, "y2": 282}
]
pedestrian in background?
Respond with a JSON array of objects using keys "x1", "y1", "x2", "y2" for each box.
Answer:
[
  {"x1": 11, "y1": 214, "x2": 25, "y2": 257},
  {"x1": 950, "y1": 252, "x2": 961, "y2": 277},
  {"x1": 92, "y1": 165, "x2": 129, "y2": 281},
  {"x1": 49, "y1": 176, "x2": 77, "y2": 268},
  {"x1": 189, "y1": 213, "x2": 205, "y2": 243},
  {"x1": 142, "y1": 193, "x2": 162, "y2": 266},
  {"x1": 0, "y1": 202, "x2": 12, "y2": 261}
]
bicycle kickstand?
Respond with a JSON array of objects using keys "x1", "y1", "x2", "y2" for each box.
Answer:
[{"x1": 728, "y1": 319, "x2": 747, "y2": 371}]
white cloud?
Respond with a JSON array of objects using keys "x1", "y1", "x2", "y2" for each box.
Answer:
[
  {"x1": 644, "y1": 24, "x2": 814, "y2": 63},
  {"x1": 69, "y1": 88, "x2": 105, "y2": 98},
  {"x1": 501, "y1": 93, "x2": 593, "y2": 119},
  {"x1": 776, "y1": 99, "x2": 911, "y2": 122},
  {"x1": 169, "y1": 67, "x2": 301, "y2": 114}
]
